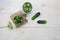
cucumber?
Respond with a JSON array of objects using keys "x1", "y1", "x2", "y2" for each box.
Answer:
[
  {"x1": 8, "y1": 22, "x2": 13, "y2": 29},
  {"x1": 13, "y1": 16, "x2": 23, "y2": 24},
  {"x1": 32, "y1": 12, "x2": 40, "y2": 20},
  {"x1": 37, "y1": 20, "x2": 47, "y2": 24},
  {"x1": 23, "y1": 2, "x2": 32, "y2": 13}
]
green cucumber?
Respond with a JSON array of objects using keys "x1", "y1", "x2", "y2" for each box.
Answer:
[
  {"x1": 37, "y1": 20, "x2": 47, "y2": 24},
  {"x1": 8, "y1": 22, "x2": 13, "y2": 29},
  {"x1": 13, "y1": 16, "x2": 23, "y2": 24},
  {"x1": 32, "y1": 12, "x2": 40, "y2": 20},
  {"x1": 23, "y1": 2, "x2": 32, "y2": 13}
]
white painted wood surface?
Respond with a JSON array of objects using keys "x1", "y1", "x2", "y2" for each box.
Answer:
[{"x1": 0, "y1": 0, "x2": 60, "y2": 40}]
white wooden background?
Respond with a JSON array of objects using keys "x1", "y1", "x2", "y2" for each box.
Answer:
[{"x1": 0, "y1": 0, "x2": 60, "y2": 40}]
